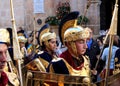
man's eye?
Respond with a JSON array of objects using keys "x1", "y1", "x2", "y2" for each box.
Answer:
[
  {"x1": 79, "y1": 41, "x2": 84, "y2": 44},
  {"x1": 50, "y1": 41, "x2": 55, "y2": 44}
]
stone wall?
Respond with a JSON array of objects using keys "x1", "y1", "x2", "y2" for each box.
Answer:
[
  {"x1": 24, "y1": 0, "x2": 56, "y2": 31},
  {"x1": 0, "y1": 0, "x2": 101, "y2": 36},
  {"x1": 0, "y1": 0, "x2": 25, "y2": 28}
]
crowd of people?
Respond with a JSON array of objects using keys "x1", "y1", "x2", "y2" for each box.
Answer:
[{"x1": 0, "y1": 11, "x2": 120, "y2": 86}]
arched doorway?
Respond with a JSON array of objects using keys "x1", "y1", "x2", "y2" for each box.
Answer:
[{"x1": 100, "y1": 0, "x2": 120, "y2": 36}]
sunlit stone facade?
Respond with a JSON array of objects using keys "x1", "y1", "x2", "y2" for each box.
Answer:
[{"x1": 0, "y1": 0, "x2": 101, "y2": 35}]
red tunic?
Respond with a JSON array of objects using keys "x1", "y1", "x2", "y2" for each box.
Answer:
[
  {"x1": 0, "y1": 71, "x2": 8, "y2": 86},
  {"x1": 60, "y1": 50, "x2": 84, "y2": 70}
]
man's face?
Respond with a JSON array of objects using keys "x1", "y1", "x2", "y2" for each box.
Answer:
[
  {"x1": 87, "y1": 29, "x2": 93, "y2": 40},
  {"x1": 75, "y1": 39, "x2": 88, "y2": 55},
  {"x1": 0, "y1": 44, "x2": 7, "y2": 70},
  {"x1": 19, "y1": 42, "x2": 25, "y2": 48},
  {"x1": 48, "y1": 38, "x2": 57, "y2": 51},
  {"x1": 45, "y1": 38, "x2": 57, "y2": 52}
]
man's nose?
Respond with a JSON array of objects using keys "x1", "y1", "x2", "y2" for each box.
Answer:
[{"x1": 84, "y1": 43, "x2": 88, "y2": 49}]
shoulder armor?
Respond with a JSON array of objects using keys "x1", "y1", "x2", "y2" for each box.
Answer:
[
  {"x1": 52, "y1": 58, "x2": 62, "y2": 62},
  {"x1": 6, "y1": 72, "x2": 20, "y2": 86},
  {"x1": 37, "y1": 51, "x2": 44, "y2": 54}
]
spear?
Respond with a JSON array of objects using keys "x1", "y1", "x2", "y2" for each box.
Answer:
[
  {"x1": 80, "y1": 0, "x2": 91, "y2": 25},
  {"x1": 104, "y1": 0, "x2": 118, "y2": 86},
  {"x1": 9, "y1": 0, "x2": 23, "y2": 86}
]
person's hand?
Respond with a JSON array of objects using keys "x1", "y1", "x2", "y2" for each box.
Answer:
[{"x1": 91, "y1": 69, "x2": 97, "y2": 75}]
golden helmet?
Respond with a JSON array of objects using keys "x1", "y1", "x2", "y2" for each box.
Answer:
[
  {"x1": 58, "y1": 11, "x2": 90, "y2": 57},
  {"x1": 59, "y1": 11, "x2": 89, "y2": 44},
  {"x1": 64, "y1": 26, "x2": 89, "y2": 42},
  {"x1": 38, "y1": 24, "x2": 56, "y2": 46},
  {"x1": 18, "y1": 36, "x2": 27, "y2": 43},
  {"x1": 0, "y1": 28, "x2": 10, "y2": 44}
]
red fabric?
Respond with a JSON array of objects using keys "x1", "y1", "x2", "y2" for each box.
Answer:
[
  {"x1": 60, "y1": 50, "x2": 84, "y2": 70},
  {"x1": 0, "y1": 71, "x2": 8, "y2": 86},
  {"x1": 99, "y1": 69, "x2": 114, "y2": 79}
]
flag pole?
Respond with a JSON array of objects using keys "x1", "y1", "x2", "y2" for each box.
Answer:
[
  {"x1": 9, "y1": 0, "x2": 23, "y2": 86},
  {"x1": 104, "y1": 0, "x2": 118, "y2": 86}
]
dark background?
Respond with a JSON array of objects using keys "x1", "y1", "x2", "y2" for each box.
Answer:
[{"x1": 100, "y1": 0, "x2": 120, "y2": 36}]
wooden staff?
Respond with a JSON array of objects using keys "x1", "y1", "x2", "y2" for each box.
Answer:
[
  {"x1": 80, "y1": 0, "x2": 91, "y2": 25},
  {"x1": 104, "y1": 0, "x2": 118, "y2": 86},
  {"x1": 94, "y1": 32, "x2": 109, "y2": 71},
  {"x1": 33, "y1": 16, "x2": 36, "y2": 51},
  {"x1": 9, "y1": 0, "x2": 23, "y2": 86}
]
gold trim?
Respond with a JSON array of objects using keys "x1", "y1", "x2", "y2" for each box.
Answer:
[{"x1": 62, "y1": 20, "x2": 77, "y2": 44}]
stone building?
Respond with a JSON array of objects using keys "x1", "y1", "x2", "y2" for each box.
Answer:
[{"x1": 0, "y1": 0, "x2": 120, "y2": 36}]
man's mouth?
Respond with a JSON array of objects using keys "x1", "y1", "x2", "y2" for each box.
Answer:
[{"x1": 0, "y1": 61, "x2": 6, "y2": 67}]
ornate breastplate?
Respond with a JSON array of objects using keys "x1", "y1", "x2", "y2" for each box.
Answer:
[
  {"x1": 49, "y1": 56, "x2": 91, "y2": 83},
  {"x1": 113, "y1": 57, "x2": 120, "y2": 74}
]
